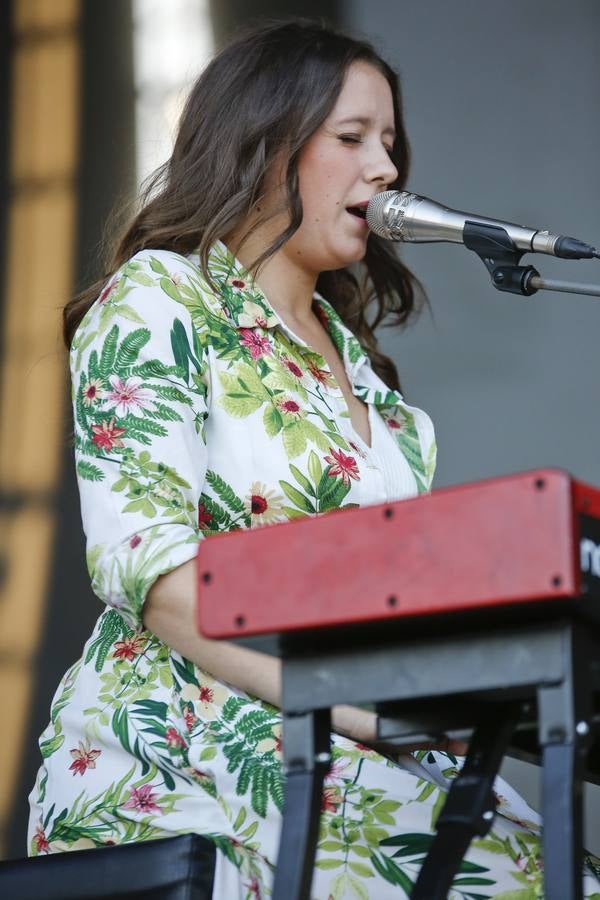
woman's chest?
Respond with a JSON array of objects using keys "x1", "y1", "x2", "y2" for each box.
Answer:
[{"x1": 198, "y1": 338, "x2": 416, "y2": 533}]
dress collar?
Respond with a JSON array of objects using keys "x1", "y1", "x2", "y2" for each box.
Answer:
[{"x1": 203, "y1": 239, "x2": 371, "y2": 377}]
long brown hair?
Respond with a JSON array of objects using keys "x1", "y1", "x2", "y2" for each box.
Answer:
[{"x1": 64, "y1": 17, "x2": 427, "y2": 392}]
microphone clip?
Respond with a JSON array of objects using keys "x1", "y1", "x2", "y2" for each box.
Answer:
[{"x1": 463, "y1": 221, "x2": 540, "y2": 297}]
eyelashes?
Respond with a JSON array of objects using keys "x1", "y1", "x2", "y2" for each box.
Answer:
[{"x1": 338, "y1": 134, "x2": 395, "y2": 156}]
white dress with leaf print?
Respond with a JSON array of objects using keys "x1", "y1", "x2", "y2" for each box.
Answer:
[{"x1": 28, "y1": 241, "x2": 600, "y2": 899}]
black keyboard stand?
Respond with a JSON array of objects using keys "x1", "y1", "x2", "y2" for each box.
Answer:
[{"x1": 262, "y1": 616, "x2": 599, "y2": 900}]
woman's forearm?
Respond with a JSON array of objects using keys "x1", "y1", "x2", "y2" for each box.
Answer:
[{"x1": 143, "y1": 558, "x2": 377, "y2": 744}]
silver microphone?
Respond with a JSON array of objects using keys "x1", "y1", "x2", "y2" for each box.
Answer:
[{"x1": 366, "y1": 191, "x2": 599, "y2": 260}]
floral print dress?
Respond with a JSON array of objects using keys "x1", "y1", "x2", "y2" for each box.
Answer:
[{"x1": 27, "y1": 241, "x2": 600, "y2": 899}]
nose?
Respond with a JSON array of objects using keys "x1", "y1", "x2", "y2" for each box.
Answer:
[{"x1": 364, "y1": 142, "x2": 399, "y2": 188}]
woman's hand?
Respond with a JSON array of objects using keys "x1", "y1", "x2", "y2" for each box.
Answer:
[{"x1": 335, "y1": 706, "x2": 468, "y2": 757}]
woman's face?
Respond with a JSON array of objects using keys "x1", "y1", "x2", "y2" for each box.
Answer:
[{"x1": 283, "y1": 60, "x2": 399, "y2": 274}]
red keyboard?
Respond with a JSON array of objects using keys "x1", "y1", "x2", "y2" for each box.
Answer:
[{"x1": 196, "y1": 468, "x2": 600, "y2": 639}]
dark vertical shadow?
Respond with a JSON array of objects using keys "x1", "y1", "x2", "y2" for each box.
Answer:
[
  {"x1": 0, "y1": 3, "x2": 11, "y2": 367},
  {"x1": 6, "y1": 0, "x2": 136, "y2": 859}
]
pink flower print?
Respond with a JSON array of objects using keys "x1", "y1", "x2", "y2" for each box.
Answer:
[
  {"x1": 243, "y1": 875, "x2": 262, "y2": 898},
  {"x1": 113, "y1": 634, "x2": 146, "y2": 661},
  {"x1": 348, "y1": 440, "x2": 367, "y2": 460},
  {"x1": 183, "y1": 707, "x2": 198, "y2": 732},
  {"x1": 245, "y1": 482, "x2": 286, "y2": 526},
  {"x1": 227, "y1": 276, "x2": 246, "y2": 293},
  {"x1": 313, "y1": 302, "x2": 329, "y2": 329},
  {"x1": 129, "y1": 534, "x2": 142, "y2": 549},
  {"x1": 103, "y1": 375, "x2": 155, "y2": 418},
  {"x1": 307, "y1": 360, "x2": 337, "y2": 389},
  {"x1": 321, "y1": 785, "x2": 343, "y2": 813},
  {"x1": 91, "y1": 417, "x2": 126, "y2": 452},
  {"x1": 98, "y1": 276, "x2": 119, "y2": 305},
  {"x1": 239, "y1": 328, "x2": 272, "y2": 359},
  {"x1": 238, "y1": 299, "x2": 275, "y2": 329},
  {"x1": 324, "y1": 447, "x2": 360, "y2": 486},
  {"x1": 253, "y1": 495, "x2": 267, "y2": 515},
  {"x1": 69, "y1": 740, "x2": 101, "y2": 776},
  {"x1": 281, "y1": 356, "x2": 303, "y2": 379},
  {"x1": 33, "y1": 823, "x2": 49, "y2": 854},
  {"x1": 165, "y1": 727, "x2": 187, "y2": 750},
  {"x1": 386, "y1": 416, "x2": 405, "y2": 430},
  {"x1": 324, "y1": 755, "x2": 352, "y2": 785},
  {"x1": 276, "y1": 396, "x2": 304, "y2": 420},
  {"x1": 180, "y1": 677, "x2": 228, "y2": 720},
  {"x1": 198, "y1": 502, "x2": 213, "y2": 530},
  {"x1": 82, "y1": 378, "x2": 104, "y2": 407},
  {"x1": 122, "y1": 784, "x2": 163, "y2": 815}
]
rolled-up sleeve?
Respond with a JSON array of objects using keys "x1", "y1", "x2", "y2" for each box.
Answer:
[{"x1": 70, "y1": 249, "x2": 210, "y2": 631}]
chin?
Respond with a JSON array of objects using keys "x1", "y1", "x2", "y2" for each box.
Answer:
[{"x1": 322, "y1": 241, "x2": 368, "y2": 271}]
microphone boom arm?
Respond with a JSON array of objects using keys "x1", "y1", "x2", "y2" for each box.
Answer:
[{"x1": 462, "y1": 222, "x2": 600, "y2": 299}]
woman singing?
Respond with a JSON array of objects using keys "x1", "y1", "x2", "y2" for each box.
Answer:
[{"x1": 27, "y1": 17, "x2": 600, "y2": 898}]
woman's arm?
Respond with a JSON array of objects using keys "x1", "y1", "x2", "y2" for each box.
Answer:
[
  {"x1": 143, "y1": 559, "x2": 468, "y2": 754},
  {"x1": 144, "y1": 558, "x2": 379, "y2": 743}
]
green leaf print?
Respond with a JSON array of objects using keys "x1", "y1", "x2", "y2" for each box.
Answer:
[
  {"x1": 149, "y1": 401, "x2": 185, "y2": 423},
  {"x1": 85, "y1": 610, "x2": 132, "y2": 673},
  {"x1": 263, "y1": 404, "x2": 283, "y2": 437},
  {"x1": 205, "y1": 470, "x2": 246, "y2": 514},
  {"x1": 199, "y1": 493, "x2": 239, "y2": 531},
  {"x1": 279, "y1": 480, "x2": 316, "y2": 514},
  {"x1": 210, "y1": 699, "x2": 284, "y2": 818},
  {"x1": 127, "y1": 271, "x2": 154, "y2": 288},
  {"x1": 170, "y1": 318, "x2": 192, "y2": 383},
  {"x1": 289, "y1": 463, "x2": 316, "y2": 497},
  {"x1": 221, "y1": 698, "x2": 248, "y2": 722},
  {"x1": 149, "y1": 255, "x2": 170, "y2": 276},
  {"x1": 76, "y1": 460, "x2": 105, "y2": 482},
  {"x1": 171, "y1": 655, "x2": 200, "y2": 690},
  {"x1": 380, "y1": 831, "x2": 433, "y2": 856},
  {"x1": 114, "y1": 328, "x2": 151, "y2": 370},
  {"x1": 370, "y1": 852, "x2": 414, "y2": 892},
  {"x1": 88, "y1": 348, "x2": 101, "y2": 382},
  {"x1": 220, "y1": 393, "x2": 263, "y2": 418},
  {"x1": 282, "y1": 422, "x2": 307, "y2": 458},
  {"x1": 99, "y1": 325, "x2": 119, "y2": 378},
  {"x1": 160, "y1": 276, "x2": 183, "y2": 302},
  {"x1": 151, "y1": 383, "x2": 192, "y2": 404},
  {"x1": 131, "y1": 359, "x2": 173, "y2": 379},
  {"x1": 379, "y1": 406, "x2": 429, "y2": 494},
  {"x1": 308, "y1": 449, "x2": 322, "y2": 484},
  {"x1": 491, "y1": 891, "x2": 537, "y2": 900}
]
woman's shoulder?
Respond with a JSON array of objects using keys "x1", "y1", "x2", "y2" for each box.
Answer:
[{"x1": 73, "y1": 247, "x2": 224, "y2": 351}]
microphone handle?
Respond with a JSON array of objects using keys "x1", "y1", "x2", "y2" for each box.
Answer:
[{"x1": 397, "y1": 193, "x2": 557, "y2": 255}]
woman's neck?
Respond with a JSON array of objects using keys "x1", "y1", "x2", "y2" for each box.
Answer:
[{"x1": 223, "y1": 227, "x2": 318, "y2": 327}]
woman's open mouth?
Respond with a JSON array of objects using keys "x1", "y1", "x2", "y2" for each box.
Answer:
[{"x1": 346, "y1": 206, "x2": 367, "y2": 220}]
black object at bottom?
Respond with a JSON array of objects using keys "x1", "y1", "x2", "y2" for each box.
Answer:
[
  {"x1": 0, "y1": 833, "x2": 216, "y2": 899},
  {"x1": 411, "y1": 707, "x2": 519, "y2": 900}
]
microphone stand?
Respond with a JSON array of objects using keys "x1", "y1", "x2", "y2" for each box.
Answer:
[{"x1": 463, "y1": 222, "x2": 600, "y2": 298}]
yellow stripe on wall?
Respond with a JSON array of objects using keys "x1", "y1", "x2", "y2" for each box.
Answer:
[{"x1": 0, "y1": 0, "x2": 80, "y2": 857}]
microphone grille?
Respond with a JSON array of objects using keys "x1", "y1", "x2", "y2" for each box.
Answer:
[{"x1": 366, "y1": 191, "x2": 397, "y2": 238}]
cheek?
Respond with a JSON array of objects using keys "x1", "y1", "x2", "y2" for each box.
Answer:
[{"x1": 298, "y1": 148, "x2": 346, "y2": 223}]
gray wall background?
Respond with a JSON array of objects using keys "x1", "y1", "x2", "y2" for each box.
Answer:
[{"x1": 344, "y1": 0, "x2": 600, "y2": 853}]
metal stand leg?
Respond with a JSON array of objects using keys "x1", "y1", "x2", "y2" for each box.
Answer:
[
  {"x1": 538, "y1": 623, "x2": 592, "y2": 900},
  {"x1": 541, "y1": 741, "x2": 584, "y2": 900},
  {"x1": 273, "y1": 708, "x2": 331, "y2": 900},
  {"x1": 411, "y1": 705, "x2": 519, "y2": 900}
]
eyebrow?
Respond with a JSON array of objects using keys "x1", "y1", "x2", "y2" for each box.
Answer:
[{"x1": 335, "y1": 116, "x2": 396, "y2": 140}]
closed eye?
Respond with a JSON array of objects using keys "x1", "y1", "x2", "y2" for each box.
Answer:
[{"x1": 338, "y1": 134, "x2": 395, "y2": 155}]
